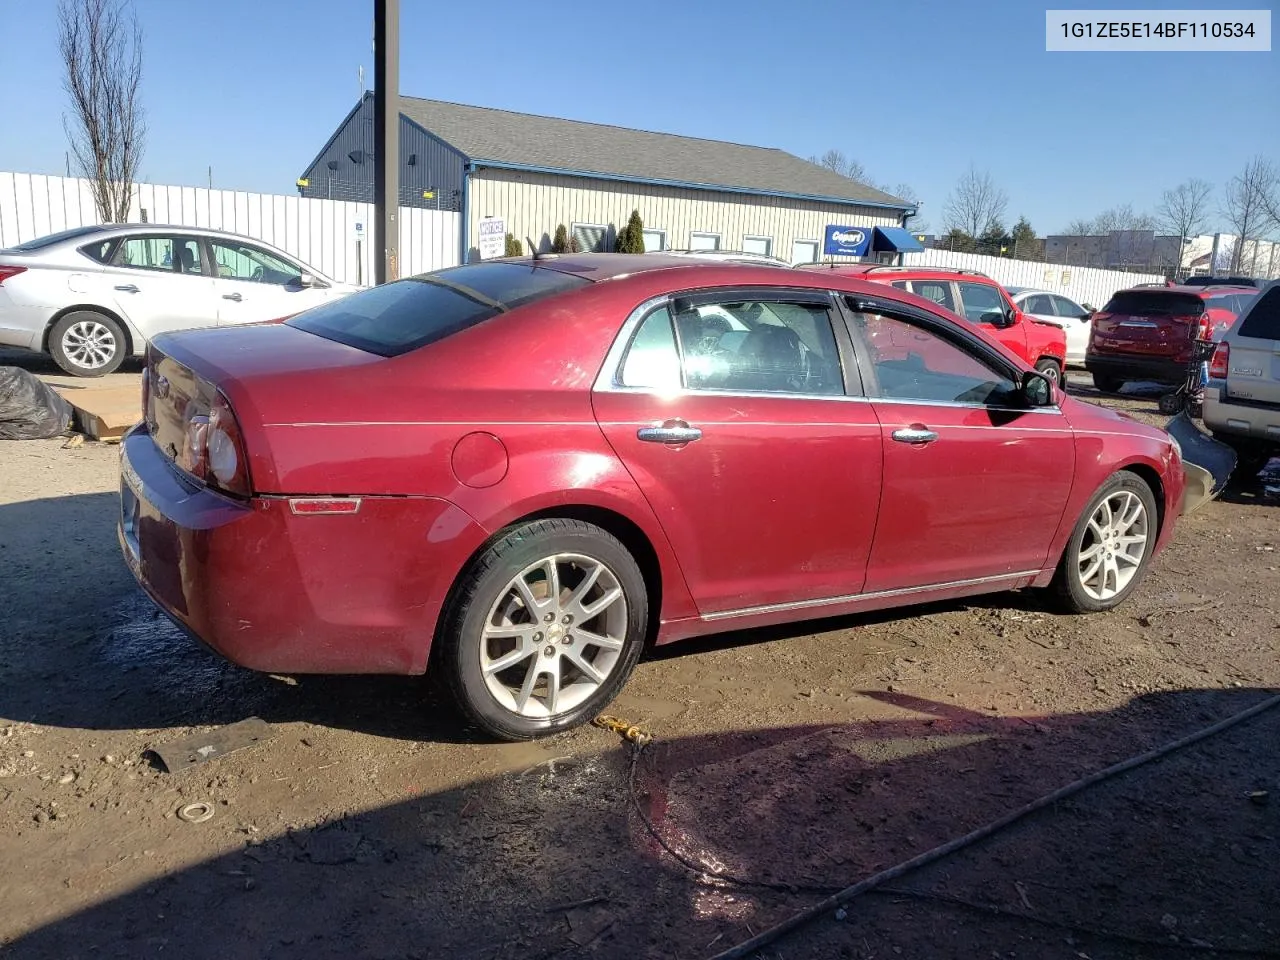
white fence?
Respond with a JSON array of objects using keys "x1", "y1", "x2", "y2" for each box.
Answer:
[
  {"x1": 902, "y1": 247, "x2": 1164, "y2": 310},
  {"x1": 0, "y1": 172, "x2": 460, "y2": 285}
]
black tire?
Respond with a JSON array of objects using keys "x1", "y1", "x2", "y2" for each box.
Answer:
[
  {"x1": 48, "y1": 310, "x2": 127, "y2": 377},
  {"x1": 1091, "y1": 373, "x2": 1124, "y2": 394},
  {"x1": 439, "y1": 518, "x2": 648, "y2": 741},
  {"x1": 1034, "y1": 358, "x2": 1063, "y2": 388},
  {"x1": 1050, "y1": 471, "x2": 1159, "y2": 614}
]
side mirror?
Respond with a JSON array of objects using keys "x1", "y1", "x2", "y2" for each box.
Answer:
[
  {"x1": 298, "y1": 273, "x2": 317, "y2": 288},
  {"x1": 1079, "y1": 312, "x2": 1093, "y2": 321},
  {"x1": 1082, "y1": 303, "x2": 1096, "y2": 312},
  {"x1": 1020, "y1": 369, "x2": 1055, "y2": 407},
  {"x1": 979, "y1": 310, "x2": 1007, "y2": 326}
]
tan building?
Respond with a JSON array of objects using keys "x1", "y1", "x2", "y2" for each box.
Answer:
[{"x1": 299, "y1": 95, "x2": 917, "y2": 265}]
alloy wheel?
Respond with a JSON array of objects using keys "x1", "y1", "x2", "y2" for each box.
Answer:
[
  {"x1": 61, "y1": 320, "x2": 118, "y2": 370},
  {"x1": 479, "y1": 553, "x2": 628, "y2": 719},
  {"x1": 1076, "y1": 490, "x2": 1149, "y2": 601}
]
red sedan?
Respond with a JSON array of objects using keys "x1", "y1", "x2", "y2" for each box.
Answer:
[{"x1": 119, "y1": 254, "x2": 1185, "y2": 740}]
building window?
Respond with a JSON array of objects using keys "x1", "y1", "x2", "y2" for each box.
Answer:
[
  {"x1": 689, "y1": 232, "x2": 720, "y2": 251},
  {"x1": 790, "y1": 239, "x2": 819, "y2": 265},
  {"x1": 641, "y1": 229, "x2": 667, "y2": 252},
  {"x1": 572, "y1": 223, "x2": 610, "y2": 253},
  {"x1": 742, "y1": 236, "x2": 773, "y2": 257}
]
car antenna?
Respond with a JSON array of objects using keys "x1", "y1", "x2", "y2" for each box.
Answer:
[{"x1": 527, "y1": 237, "x2": 557, "y2": 260}]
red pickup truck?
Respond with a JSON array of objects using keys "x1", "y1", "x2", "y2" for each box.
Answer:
[{"x1": 795, "y1": 264, "x2": 1069, "y2": 384}]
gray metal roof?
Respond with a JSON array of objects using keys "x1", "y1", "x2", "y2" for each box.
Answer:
[{"x1": 399, "y1": 97, "x2": 909, "y2": 209}]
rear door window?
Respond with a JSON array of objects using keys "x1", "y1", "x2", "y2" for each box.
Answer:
[
  {"x1": 909, "y1": 280, "x2": 957, "y2": 312},
  {"x1": 1236, "y1": 287, "x2": 1280, "y2": 341},
  {"x1": 1101, "y1": 291, "x2": 1203, "y2": 316},
  {"x1": 1024, "y1": 294, "x2": 1054, "y2": 315},
  {"x1": 286, "y1": 262, "x2": 589, "y2": 357}
]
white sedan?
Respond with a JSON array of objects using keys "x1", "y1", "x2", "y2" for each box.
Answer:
[
  {"x1": 1006, "y1": 287, "x2": 1094, "y2": 366},
  {"x1": 0, "y1": 224, "x2": 359, "y2": 376}
]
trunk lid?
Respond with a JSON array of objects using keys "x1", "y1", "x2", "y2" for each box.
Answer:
[{"x1": 1091, "y1": 290, "x2": 1204, "y2": 361}]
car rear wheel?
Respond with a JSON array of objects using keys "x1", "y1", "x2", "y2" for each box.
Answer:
[
  {"x1": 440, "y1": 518, "x2": 648, "y2": 741},
  {"x1": 49, "y1": 311, "x2": 126, "y2": 377},
  {"x1": 1034, "y1": 358, "x2": 1063, "y2": 387},
  {"x1": 1091, "y1": 373, "x2": 1124, "y2": 394},
  {"x1": 1051, "y1": 472, "x2": 1158, "y2": 614}
]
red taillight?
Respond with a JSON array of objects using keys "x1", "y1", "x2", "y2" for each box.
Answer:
[
  {"x1": 0, "y1": 265, "x2": 28, "y2": 285},
  {"x1": 1194, "y1": 312, "x2": 1211, "y2": 340},
  {"x1": 1209, "y1": 342, "x2": 1229, "y2": 379},
  {"x1": 175, "y1": 389, "x2": 251, "y2": 497}
]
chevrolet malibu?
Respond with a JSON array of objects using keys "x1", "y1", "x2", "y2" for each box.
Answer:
[{"x1": 119, "y1": 254, "x2": 1185, "y2": 740}]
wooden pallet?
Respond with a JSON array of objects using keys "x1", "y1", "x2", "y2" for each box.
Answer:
[{"x1": 52, "y1": 384, "x2": 141, "y2": 442}]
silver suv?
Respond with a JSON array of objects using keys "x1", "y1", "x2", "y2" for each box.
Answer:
[{"x1": 1202, "y1": 281, "x2": 1280, "y2": 476}]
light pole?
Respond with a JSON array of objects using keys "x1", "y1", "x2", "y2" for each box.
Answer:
[{"x1": 373, "y1": 0, "x2": 399, "y2": 284}]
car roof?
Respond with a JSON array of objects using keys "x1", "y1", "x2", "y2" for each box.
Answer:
[
  {"x1": 467, "y1": 252, "x2": 795, "y2": 282},
  {"x1": 794, "y1": 263, "x2": 994, "y2": 282}
]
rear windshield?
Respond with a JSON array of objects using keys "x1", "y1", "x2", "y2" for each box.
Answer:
[
  {"x1": 1101, "y1": 291, "x2": 1204, "y2": 316},
  {"x1": 5, "y1": 225, "x2": 109, "y2": 253},
  {"x1": 1236, "y1": 287, "x2": 1280, "y2": 341},
  {"x1": 286, "y1": 262, "x2": 589, "y2": 357}
]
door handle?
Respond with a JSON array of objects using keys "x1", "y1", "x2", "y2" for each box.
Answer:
[
  {"x1": 892, "y1": 426, "x2": 939, "y2": 445},
  {"x1": 637, "y1": 421, "x2": 702, "y2": 445},
  {"x1": 222, "y1": 292, "x2": 243, "y2": 302},
  {"x1": 114, "y1": 284, "x2": 139, "y2": 293}
]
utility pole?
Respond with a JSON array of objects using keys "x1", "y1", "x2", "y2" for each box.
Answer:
[{"x1": 373, "y1": 0, "x2": 399, "y2": 284}]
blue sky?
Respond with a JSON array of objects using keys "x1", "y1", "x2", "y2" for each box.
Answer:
[{"x1": 5, "y1": 0, "x2": 1277, "y2": 234}]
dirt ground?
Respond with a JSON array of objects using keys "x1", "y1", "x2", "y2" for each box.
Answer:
[{"x1": 1, "y1": 354, "x2": 1278, "y2": 960}]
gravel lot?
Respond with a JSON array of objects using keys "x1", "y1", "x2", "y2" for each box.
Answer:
[{"x1": 1, "y1": 355, "x2": 1277, "y2": 960}]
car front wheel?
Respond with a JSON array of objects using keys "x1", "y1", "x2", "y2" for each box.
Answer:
[
  {"x1": 1034, "y1": 358, "x2": 1063, "y2": 387},
  {"x1": 49, "y1": 311, "x2": 127, "y2": 377},
  {"x1": 440, "y1": 518, "x2": 648, "y2": 741},
  {"x1": 1052, "y1": 472, "x2": 1158, "y2": 613}
]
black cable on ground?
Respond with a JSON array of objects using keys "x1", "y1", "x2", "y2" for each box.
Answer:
[
  {"x1": 871, "y1": 886, "x2": 1280, "y2": 957},
  {"x1": 695, "y1": 691, "x2": 1280, "y2": 960}
]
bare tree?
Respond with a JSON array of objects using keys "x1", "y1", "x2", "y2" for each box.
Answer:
[
  {"x1": 942, "y1": 166, "x2": 1008, "y2": 239},
  {"x1": 1091, "y1": 204, "x2": 1156, "y2": 234},
  {"x1": 59, "y1": 0, "x2": 145, "y2": 223},
  {"x1": 1156, "y1": 179, "x2": 1213, "y2": 239},
  {"x1": 1063, "y1": 218, "x2": 1095, "y2": 235},
  {"x1": 809, "y1": 149, "x2": 869, "y2": 184},
  {"x1": 1222, "y1": 156, "x2": 1280, "y2": 273}
]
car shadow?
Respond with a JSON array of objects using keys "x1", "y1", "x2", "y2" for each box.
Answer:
[
  {"x1": 1, "y1": 491, "x2": 1081, "y2": 745},
  {"x1": 4, "y1": 687, "x2": 1277, "y2": 960}
]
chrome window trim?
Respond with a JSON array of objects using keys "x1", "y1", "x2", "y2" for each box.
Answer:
[
  {"x1": 593, "y1": 292, "x2": 1064, "y2": 416},
  {"x1": 701, "y1": 570, "x2": 1042, "y2": 622}
]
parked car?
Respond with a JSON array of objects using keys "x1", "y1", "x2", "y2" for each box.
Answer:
[
  {"x1": 119, "y1": 254, "x2": 1185, "y2": 740},
  {"x1": 795, "y1": 264, "x2": 1069, "y2": 384},
  {"x1": 1180, "y1": 275, "x2": 1269, "y2": 290},
  {"x1": 1085, "y1": 284, "x2": 1259, "y2": 393},
  {"x1": 1202, "y1": 281, "x2": 1280, "y2": 476},
  {"x1": 0, "y1": 224, "x2": 358, "y2": 377},
  {"x1": 1005, "y1": 287, "x2": 1094, "y2": 366}
]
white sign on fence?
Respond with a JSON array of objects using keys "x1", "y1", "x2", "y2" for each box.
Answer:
[
  {"x1": 352, "y1": 219, "x2": 365, "y2": 243},
  {"x1": 478, "y1": 216, "x2": 506, "y2": 260}
]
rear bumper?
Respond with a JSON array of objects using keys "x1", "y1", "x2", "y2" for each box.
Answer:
[
  {"x1": 1085, "y1": 353, "x2": 1186, "y2": 385},
  {"x1": 1202, "y1": 383, "x2": 1280, "y2": 447},
  {"x1": 118, "y1": 426, "x2": 487, "y2": 675}
]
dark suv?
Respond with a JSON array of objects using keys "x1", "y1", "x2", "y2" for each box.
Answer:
[{"x1": 1085, "y1": 284, "x2": 1258, "y2": 392}]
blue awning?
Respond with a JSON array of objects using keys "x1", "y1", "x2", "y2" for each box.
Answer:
[{"x1": 872, "y1": 226, "x2": 925, "y2": 253}]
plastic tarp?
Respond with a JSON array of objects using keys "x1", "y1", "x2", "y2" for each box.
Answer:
[{"x1": 0, "y1": 367, "x2": 73, "y2": 440}]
